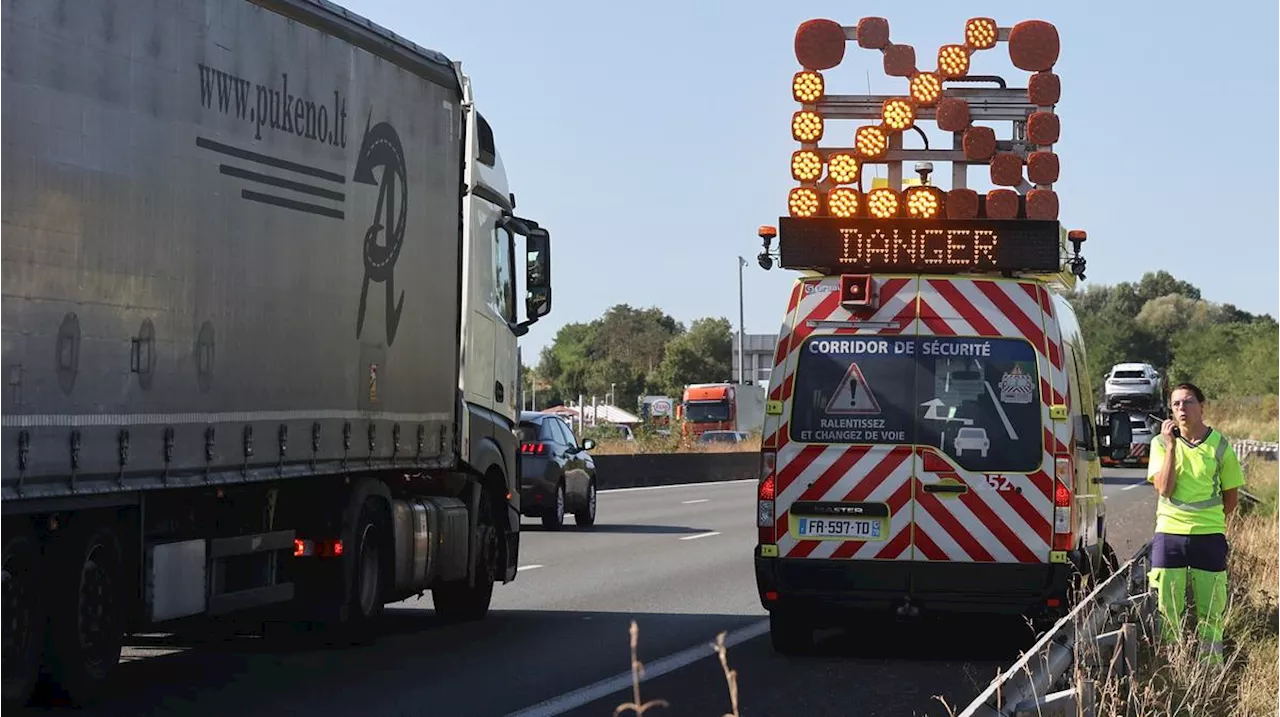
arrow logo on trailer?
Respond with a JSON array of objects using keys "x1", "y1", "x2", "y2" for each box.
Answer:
[
  {"x1": 354, "y1": 115, "x2": 408, "y2": 346},
  {"x1": 825, "y1": 363, "x2": 882, "y2": 414}
]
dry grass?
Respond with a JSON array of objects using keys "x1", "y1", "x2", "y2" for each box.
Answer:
[
  {"x1": 588, "y1": 428, "x2": 761, "y2": 456},
  {"x1": 612, "y1": 621, "x2": 740, "y2": 717},
  {"x1": 1206, "y1": 395, "x2": 1279, "y2": 443},
  {"x1": 1057, "y1": 459, "x2": 1278, "y2": 717}
]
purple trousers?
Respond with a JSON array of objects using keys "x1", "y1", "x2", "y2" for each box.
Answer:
[{"x1": 1151, "y1": 532, "x2": 1229, "y2": 572}]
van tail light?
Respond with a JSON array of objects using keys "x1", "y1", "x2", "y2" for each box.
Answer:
[
  {"x1": 758, "y1": 451, "x2": 777, "y2": 545},
  {"x1": 1052, "y1": 455, "x2": 1074, "y2": 551},
  {"x1": 521, "y1": 442, "x2": 547, "y2": 455}
]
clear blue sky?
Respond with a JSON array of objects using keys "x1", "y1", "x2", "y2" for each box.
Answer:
[{"x1": 344, "y1": 0, "x2": 1279, "y2": 364}]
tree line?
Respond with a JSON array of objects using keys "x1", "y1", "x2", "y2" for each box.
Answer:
[
  {"x1": 1064, "y1": 270, "x2": 1277, "y2": 401},
  {"x1": 522, "y1": 271, "x2": 1277, "y2": 414},
  {"x1": 524, "y1": 305, "x2": 734, "y2": 412}
]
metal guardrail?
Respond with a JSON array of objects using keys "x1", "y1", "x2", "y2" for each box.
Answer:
[
  {"x1": 958, "y1": 543, "x2": 1156, "y2": 717},
  {"x1": 957, "y1": 443, "x2": 1271, "y2": 715},
  {"x1": 1233, "y1": 439, "x2": 1279, "y2": 462}
]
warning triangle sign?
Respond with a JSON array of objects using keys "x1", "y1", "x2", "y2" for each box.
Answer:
[{"x1": 825, "y1": 362, "x2": 882, "y2": 415}]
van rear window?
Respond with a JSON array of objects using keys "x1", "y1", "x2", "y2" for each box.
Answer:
[{"x1": 789, "y1": 336, "x2": 1044, "y2": 473}]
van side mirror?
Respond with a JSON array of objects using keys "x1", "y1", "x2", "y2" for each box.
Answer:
[{"x1": 1077, "y1": 419, "x2": 1096, "y2": 454}]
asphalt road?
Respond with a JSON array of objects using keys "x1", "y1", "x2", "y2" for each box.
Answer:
[{"x1": 21, "y1": 469, "x2": 1156, "y2": 717}]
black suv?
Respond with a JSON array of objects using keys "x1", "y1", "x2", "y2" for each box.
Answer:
[{"x1": 517, "y1": 411, "x2": 598, "y2": 530}]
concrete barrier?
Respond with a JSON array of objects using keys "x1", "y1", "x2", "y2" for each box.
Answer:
[{"x1": 593, "y1": 452, "x2": 760, "y2": 490}]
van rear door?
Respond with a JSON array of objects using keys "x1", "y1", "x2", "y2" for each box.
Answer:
[
  {"x1": 766, "y1": 275, "x2": 920, "y2": 562},
  {"x1": 910, "y1": 277, "x2": 1060, "y2": 566}
]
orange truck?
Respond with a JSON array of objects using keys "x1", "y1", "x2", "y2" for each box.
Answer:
[{"x1": 679, "y1": 382, "x2": 766, "y2": 438}]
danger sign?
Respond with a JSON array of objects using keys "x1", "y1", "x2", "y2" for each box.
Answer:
[{"x1": 824, "y1": 362, "x2": 882, "y2": 415}]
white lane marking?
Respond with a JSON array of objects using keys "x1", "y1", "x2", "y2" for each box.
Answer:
[
  {"x1": 599, "y1": 478, "x2": 756, "y2": 494},
  {"x1": 1123, "y1": 482, "x2": 1147, "y2": 492},
  {"x1": 517, "y1": 564, "x2": 544, "y2": 572},
  {"x1": 681, "y1": 499, "x2": 710, "y2": 505},
  {"x1": 501, "y1": 619, "x2": 770, "y2": 717},
  {"x1": 679, "y1": 531, "x2": 721, "y2": 541}
]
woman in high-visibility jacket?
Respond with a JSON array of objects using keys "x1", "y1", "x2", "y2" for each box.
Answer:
[{"x1": 1146, "y1": 382, "x2": 1244, "y2": 664}]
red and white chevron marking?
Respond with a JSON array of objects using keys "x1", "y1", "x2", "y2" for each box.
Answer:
[
  {"x1": 917, "y1": 278, "x2": 1073, "y2": 454},
  {"x1": 762, "y1": 276, "x2": 1071, "y2": 565},
  {"x1": 914, "y1": 278, "x2": 1065, "y2": 564},
  {"x1": 762, "y1": 276, "x2": 917, "y2": 451},
  {"x1": 913, "y1": 469, "x2": 1054, "y2": 563},
  {"x1": 775, "y1": 444, "x2": 914, "y2": 560}
]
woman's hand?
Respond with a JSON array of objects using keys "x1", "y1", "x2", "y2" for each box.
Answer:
[{"x1": 1161, "y1": 419, "x2": 1178, "y2": 449}]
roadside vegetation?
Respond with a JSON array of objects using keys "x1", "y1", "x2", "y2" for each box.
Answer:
[
  {"x1": 1205, "y1": 395, "x2": 1279, "y2": 443},
  {"x1": 584, "y1": 425, "x2": 761, "y2": 455},
  {"x1": 1115, "y1": 458, "x2": 1279, "y2": 717}
]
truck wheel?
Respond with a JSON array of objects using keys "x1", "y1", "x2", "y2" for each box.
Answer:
[
  {"x1": 769, "y1": 608, "x2": 814, "y2": 655},
  {"x1": 574, "y1": 480, "x2": 597, "y2": 527},
  {"x1": 43, "y1": 525, "x2": 124, "y2": 705},
  {"x1": 433, "y1": 485, "x2": 497, "y2": 622},
  {"x1": 2, "y1": 527, "x2": 43, "y2": 708},
  {"x1": 541, "y1": 483, "x2": 565, "y2": 531},
  {"x1": 347, "y1": 498, "x2": 388, "y2": 627}
]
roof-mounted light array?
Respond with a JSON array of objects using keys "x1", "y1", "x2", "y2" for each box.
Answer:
[{"x1": 785, "y1": 16, "x2": 1071, "y2": 223}]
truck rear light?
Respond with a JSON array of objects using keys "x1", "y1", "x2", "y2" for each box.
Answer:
[
  {"x1": 294, "y1": 538, "x2": 343, "y2": 558},
  {"x1": 521, "y1": 442, "x2": 547, "y2": 455},
  {"x1": 1052, "y1": 457, "x2": 1074, "y2": 551}
]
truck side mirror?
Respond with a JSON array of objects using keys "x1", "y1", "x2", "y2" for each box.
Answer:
[
  {"x1": 524, "y1": 227, "x2": 552, "y2": 322},
  {"x1": 1109, "y1": 414, "x2": 1132, "y2": 449}
]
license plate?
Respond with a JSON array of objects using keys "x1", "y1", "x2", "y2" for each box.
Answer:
[{"x1": 793, "y1": 516, "x2": 884, "y2": 541}]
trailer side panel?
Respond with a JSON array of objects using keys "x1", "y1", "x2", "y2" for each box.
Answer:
[{"x1": 2, "y1": 0, "x2": 465, "y2": 500}]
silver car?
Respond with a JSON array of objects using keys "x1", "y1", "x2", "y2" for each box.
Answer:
[{"x1": 1104, "y1": 363, "x2": 1164, "y2": 410}]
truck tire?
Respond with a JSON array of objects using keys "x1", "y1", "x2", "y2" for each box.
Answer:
[
  {"x1": 2, "y1": 526, "x2": 43, "y2": 708},
  {"x1": 347, "y1": 498, "x2": 388, "y2": 627},
  {"x1": 42, "y1": 524, "x2": 124, "y2": 705},
  {"x1": 541, "y1": 482, "x2": 565, "y2": 531},
  {"x1": 433, "y1": 484, "x2": 497, "y2": 622},
  {"x1": 769, "y1": 608, "x2": 814, "y2": 655}
]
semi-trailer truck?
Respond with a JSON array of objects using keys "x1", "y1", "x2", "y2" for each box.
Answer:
[
  {"x1": 679, "y1": 383, "x2": 767, "y2": 438},
  {"x1": 1, "y1": 0, "x2": 553, "y2": 705}
]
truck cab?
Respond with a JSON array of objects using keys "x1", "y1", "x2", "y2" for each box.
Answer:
[{"x1": 679, "y1": 383, "x2": 766, "y2": 438}]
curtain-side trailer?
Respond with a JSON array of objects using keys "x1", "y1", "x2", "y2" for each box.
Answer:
[{"x1": 1, "y1": 0, "x2": 554, "y2": 705}]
